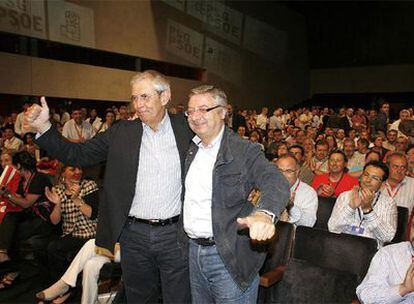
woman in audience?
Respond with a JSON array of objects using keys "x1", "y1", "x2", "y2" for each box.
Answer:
[
  {"x1": 0, "y1": 151, "x2": 52, "y2": 289},
  {"x1": 0, "y1": 152, "x2": 22, "y2": 224},
  {"x1": 97, "y1": 109, "x2": 115, "y2": 133},
  {"x1": 326, "y1": 134, "x2": 338, "y2": 152},
  {"x1": 45, "y1": 165, "x2": 99, "y2": 289},
  {"x1": 22, "y1": 132, "x2": 41, "y2": 161}
]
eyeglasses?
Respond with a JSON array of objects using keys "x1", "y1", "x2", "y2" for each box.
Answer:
[
  {"x1": 361, "y1": 172, "x2": 382, "y2": 182},
  {"x1": 277, "y1": 168, "x2": 298, "y2": 174},
  {"x1": 184, "y1": 105, "x2": 223, "y2": 117},
  {"x1": 130, "y1": 92, "x2": 160, "y2": 103}
]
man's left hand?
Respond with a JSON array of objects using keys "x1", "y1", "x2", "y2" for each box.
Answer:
[{"x1": 237, "y1": 212, "x2": 275, "y2": 241}]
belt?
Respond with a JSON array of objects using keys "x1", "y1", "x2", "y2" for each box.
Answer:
[
  {"x1": 192, "y1": 237, "x2": 215, "y2": 246},
  {"x1": 128, "y1": 215, "x2": 179, "y2": 226}
]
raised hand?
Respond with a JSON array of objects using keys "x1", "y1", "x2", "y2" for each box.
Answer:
[
  {"x1": 24, "y1": 96, "x2": 51, "y2": 134},
  {"x1": 349, "y1": 186, "x2": 362, "y2": 209},
  {"x1": 45, "y1": 186, "x2": 60, "y2": 205}
]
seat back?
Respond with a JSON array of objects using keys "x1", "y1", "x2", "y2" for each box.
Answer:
[
  {"x1": 260, "y1": 221, "x2": 295, "y2": 273},
  {"x1": 314, "y1": 196, "x2": 336, "y2": 230},
  {"x1": 293, "y1": 226, "x2": 377, "y2": 281},
  {"x1": 392, "y1": 206, "x2": 409, "y2": 243}
]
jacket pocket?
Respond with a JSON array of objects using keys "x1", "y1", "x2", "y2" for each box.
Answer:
[{"x1": 219, "y1": 173, "x2": 244, "y2": 207}]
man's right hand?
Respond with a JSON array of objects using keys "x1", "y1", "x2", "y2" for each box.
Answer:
[
  {"x1": 400, "y1": 262, "x2": 414, "y2": 296},
  {"x1": 24, "y1": 96, "x2": 51, "y2": 134}
]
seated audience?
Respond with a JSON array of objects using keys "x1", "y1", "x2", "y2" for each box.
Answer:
[
  {"x1": 366, "y1": 150, "x2": 382, "y2": 163},
  {"x1": 0, "y1": 152, "x2": 52, "y2": 289},
  {"x1": 276, "y1": 154, "x2": 318, "y2": 227},
  {"x1": 46, "y1": 166, "x2": 99, "y2": 283},
  {"x1": 312, "y1": 150, "x2": 359, "y2": 198},
  {"x1": 356, "y1": 214, "x2": 414, "y2": 303},
  {"x1": 328, "y1": 161, "x2": 397, "y2": 245},
  {"x1": 383, "y1": 129, "x2": 398, "y2": 151},
  {"x1": 383, "y1": 152, "x2": 414, "y2": 214}
]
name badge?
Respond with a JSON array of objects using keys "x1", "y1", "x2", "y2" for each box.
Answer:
[{"x1": 347, "y1": 225, "x2": 365, "y2": 235}]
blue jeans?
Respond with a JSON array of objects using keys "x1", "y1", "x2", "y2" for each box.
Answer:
[
  {"x1": 120, "y1": 220, "x2": 190, "y2": 303},
  {"x1": 189, "y1": 240, "x2": 259, "y2": 304}
]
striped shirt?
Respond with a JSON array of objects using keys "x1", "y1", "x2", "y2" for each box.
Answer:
[
  {"x1": 383, "y1": 177, "x2": 414, "y2": 214},
  {"x1": 129, "y1": 112, "x2": 182, "y2": 219},
  {"x1": 357, "y1": 241, "x2": 414, "y2": 304},
  {"x1": 328, "y1": 190, "x2": 397, "y2": 245}
]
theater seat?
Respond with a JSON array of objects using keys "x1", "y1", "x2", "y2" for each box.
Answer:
[
  {"x1": 391, "y1": 206, "x2": 408, "y2": 243},
  {"x1": 258, "y1": 221, "x2": 294, "y2": 303},
  {"x1": 263, "y1": 226, "x2": 377, "y2": 303},
  {"x1": 314, "y1": 196, "x2": 336, "y2": 230}
]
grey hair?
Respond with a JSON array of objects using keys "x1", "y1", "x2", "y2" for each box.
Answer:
[
  {"x1": 386, "y1": 151, "x2": 408, "y2": 165},
  {"x1": 189, "y1": 85, "x2": 228, "y2": 108},
  {"x1": 130, "y1": 70, "x2": 170, "y2": 93}
]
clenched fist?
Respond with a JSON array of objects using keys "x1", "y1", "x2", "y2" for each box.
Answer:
[{"x1": 24, "y1": 96, "x2": 51, "y2": 134}]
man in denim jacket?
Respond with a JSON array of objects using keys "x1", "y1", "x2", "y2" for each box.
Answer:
[{"x1": 182, "y1": 85, "x2": 289, "y2": 303}]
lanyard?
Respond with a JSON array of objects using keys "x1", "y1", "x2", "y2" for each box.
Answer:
[
  {"x1": 357, "y1": 191, "x2": 381, "y2": 227},
  {"x1": 385, "y1": 182, "x2": 402, "y2": 199},
  {"x1": 291, "y1": 180, "x2": 301, "y2": 195}
]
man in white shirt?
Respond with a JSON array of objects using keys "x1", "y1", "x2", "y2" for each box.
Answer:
[
  {"x1": 383, "y1": 152, "x2": 414, "y2": 214},
  {"x1": 2, "y1": 126, "x2": 23, "y2": 153},
  {"x1": 256, "y1": 107, "x2": 268, "y2": 130},
  {"x1": 328, "y1": 161, "x2": 397, "y2": 245},
  {"x1": 184, "y1": 85, "x2": 289, "y2": 303},
  {"x1": 62, "y1": 109, "x2": 94, "y2": 143},
  {"x1": 276, "y1": 154, "x2": 318, "y2": 227},
  {"x1": 357, "y1": 215, "x2": 414, "y2": 303}
]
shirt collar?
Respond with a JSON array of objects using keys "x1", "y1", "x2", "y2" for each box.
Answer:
[
  {"x1": 142, "y1": 110, "x2": 169, "y2": 133},
  {"x1": 192, "y1": 125, "x2": 225, "y2": 149},
  {"x1": 290, "y1": 178, "x2": 300, "y2": 192}
]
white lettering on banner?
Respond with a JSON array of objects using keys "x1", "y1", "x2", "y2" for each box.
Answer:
[
  {"x1": 203, "y1": 37, "x2": 241, "y2": 84},
  {"x1": 187, "y1": 0, "x2": 242, "y2": 45},
  {"x1": 166, "y1": 19, "x2": 203, "y2": 66},
  {"x1": 48, "y1": 0, "x2": 95, "y2": 48},
  {"x1": 160, "y1": 0, "x2": 185, "y2": 12},
  {"x1": 0, "y1": 0, "x2": 46, "y2": 39},
  {"x1": 243, "y1": 16, "x2": 287, "y2": 64}
]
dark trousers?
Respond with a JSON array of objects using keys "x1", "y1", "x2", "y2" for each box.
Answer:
[
  {"x1": 0, "y1": 211, "x2": 50, "y2": 252},
  {"x1": 119, "y1": 219, "x2": 191, "y2": 304},
  {"x1": 47, "y1": 235, "x2": 88, "y2": 282}
]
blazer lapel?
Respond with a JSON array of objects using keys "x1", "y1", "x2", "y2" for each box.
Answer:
[{"x1": 128, "y1": 120, "x2": 143, "y2": 181}]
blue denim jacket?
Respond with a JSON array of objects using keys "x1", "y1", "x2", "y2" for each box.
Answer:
[{"x1": 180, "y1": 127, "x2": 290, "y2": 290}]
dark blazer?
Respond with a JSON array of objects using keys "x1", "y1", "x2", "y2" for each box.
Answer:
[
  {"x1": 36, "y1": 114, "x2": 192, "y2": 250},
  {"x1": 182, "y1": 127, "x2": 290, "y2": 290}
]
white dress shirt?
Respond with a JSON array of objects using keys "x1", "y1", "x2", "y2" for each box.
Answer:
[
  {"x1": 328, "y1": 190, "x2": 397, "y2": 245},
  {"x1": 4, "y1": 136, "x2": 23, "y2": 152},
  {"x1": 184, "y1": 127, "x2": 224, "y2": 239},
  {"x1": 383, "y1": 177, "x2": 414, "y2": 214},
  {"x1": 284, "y1": 179, "x2": 318, "y2": 227},
  {"x1": 129, "y1": 112, "x2": 182, "y2": 219},
  {"x1": 62, "y1": 119, "x2": 94, "y2": 141},
  {"x1": 357, "y1": 241, "x2": 414, "y2": 304}
]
